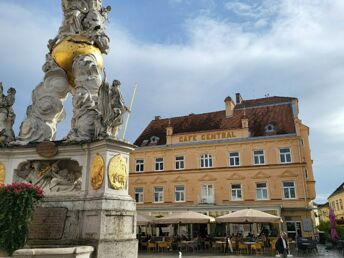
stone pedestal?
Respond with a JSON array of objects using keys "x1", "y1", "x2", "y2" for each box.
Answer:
[{"x1": 0, "y1": 139, "x2": 138, "y2": 258}]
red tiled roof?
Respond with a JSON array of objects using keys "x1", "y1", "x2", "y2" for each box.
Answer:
[
  {"x1": 134, "y1": 96, "x2": 297, "y2": 146},
  {"x1": 329, "y1": 182, "x2": 344, "y2": 198},
  {"x1": 236, "y1": 96, "x2": 297, "y2": 108}
]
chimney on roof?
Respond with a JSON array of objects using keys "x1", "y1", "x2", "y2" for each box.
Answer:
[
  {"x1": 166, "y1": 120, "x2": 173, "y2": 136},
  {"x1": 241, "y1": 117, "x2": 249, "y2": 129},
  {"x1": 154, "y1": 116, "x2": 161, "y2": 120},
  {"x1": 236, "y1": 93, "x2": 243, "y2": 104},
  {"x1": 224, "y1": 96, "x2": 235, "y2": 117},
  {"x1": 166, "y1": 122, "x2": 173, "y2": 145}
]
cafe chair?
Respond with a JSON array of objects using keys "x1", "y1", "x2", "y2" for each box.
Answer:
[
  {"x1": 238, "y1": 242, "x2": 248, "y2": 254},
  {"x1": 158, "y1": 241, "x2": 170, "y2": 252},
  {"x1": 251, "y1": 242, "x2": 263, "y2": 254},
  {"x1": 147, "y1": 240, "x2": 157, "y2": 252}
]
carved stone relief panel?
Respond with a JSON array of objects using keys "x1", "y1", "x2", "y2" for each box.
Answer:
[{"x1": 15, "y1": 159, "x2": 82, "y2": 194}]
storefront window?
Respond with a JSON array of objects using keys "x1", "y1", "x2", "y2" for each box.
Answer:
[{"x1": 286, "y1": 221, "x2": 302, "y2": 240}]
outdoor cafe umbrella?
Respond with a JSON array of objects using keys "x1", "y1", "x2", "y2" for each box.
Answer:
[
  {"x1": 329, "y1": 208, "x2": 339, "y2": 241},
  {"x1": 215, "y1": 208, "x2": 282, "y2": 223},
  {"x1": 137, "y1": 213, "x2": 155, "y2": 226},
  {"x1": 153, "y1": 211, "x2": 215, "y2": 224}
]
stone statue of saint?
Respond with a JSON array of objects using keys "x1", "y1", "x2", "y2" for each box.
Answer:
[
  {"x1": 0, "y1": 82, "x2": 16, "y2": 146},
  {"x1": 98, "y1": 80, "x2": 129, "y2": 138}
]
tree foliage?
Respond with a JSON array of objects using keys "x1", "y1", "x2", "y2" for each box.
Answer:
[
  {"x1": 0, "y1": 183, "x2": 43, "y2": 255},
  {"x1": 318, "y1": 220, "x2": 344, "y2": 241}
]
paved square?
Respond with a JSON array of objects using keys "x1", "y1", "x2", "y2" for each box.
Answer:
[{"x1": 138, "y1": 245, "x2": 342, "y2": 258}]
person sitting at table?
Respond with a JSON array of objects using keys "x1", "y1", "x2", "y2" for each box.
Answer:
[
  {"x1": 260, "y1": 232, "x2": 269, "y2": 247},
  {"x1": 181, "y1": 234, "x2": 188, "y2": 241},
  {"x1": 275, "y1": 232, "x2": 289, "y2": 258}
]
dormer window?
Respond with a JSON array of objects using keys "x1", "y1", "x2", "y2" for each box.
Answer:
[
  {"x1": 150, "y1": 136, "x2": 160, "y2": 144},
  {"x1": 265, "y1": 123, "x2": 275, "y2": 133}
]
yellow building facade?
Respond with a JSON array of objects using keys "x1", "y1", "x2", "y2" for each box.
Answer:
[
  {"x1": 317, "y1": 203, "x2": 329, "y2": 222},
  {"x1": 129, "y1": 94, "x2": 316, "y2": 239},
  {"x1": 328, "y1": 183, "x2": 344, "y2": 221}
]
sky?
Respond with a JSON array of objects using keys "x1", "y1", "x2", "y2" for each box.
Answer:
[{"x1": 0, "y1": 0, "x2": 343, "y2": 203}]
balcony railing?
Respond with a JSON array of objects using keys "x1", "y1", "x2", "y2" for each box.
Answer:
[{"x1": 199, "y1": 196, "x2": 215, "y2": 204}]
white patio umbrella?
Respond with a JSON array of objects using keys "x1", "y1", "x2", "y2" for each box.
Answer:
[
  {"x1": 216, "y1": 208, "x2": 282, "y2": 224},
  {"x1": 153, "y1": 211, "x2": 215, "y2": 224},
  {"x1": 136, "y1": 213, "x2": 155, "y2": 226}
]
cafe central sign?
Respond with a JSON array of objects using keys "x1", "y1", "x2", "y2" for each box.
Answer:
[{"x1": 178, "y1": 130, "x2": 236, "y2": 143}]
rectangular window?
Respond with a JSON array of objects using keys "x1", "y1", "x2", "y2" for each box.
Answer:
[
  {"x1": 175, "y1": 156, "x2": 185, "y2": 170},
  {"x1": 256, "y1": 182, "x2": 268, "y2": 200},
  {"x1": 253, "y1": 150, "x2": 265, "y2": 165},
  {"x1": 231, "y1": 184, "x2": 242, "y2": 200},
  {"x1": 283, "y1": 181, "x2": 296, "y2": 199},
  {"x1": 200, "y1": 154, "x2": 213, "y2": 168},
  {"x1": 134, "y1": 187, "x2": 144, "y2": 203},
  {"x1": 340, "y1": 199, "x2": 343, "y2": 210},
  {"x1": 135, "y1": 159, "x2": 144, "y2": 172},
  {"x1": 155, "y1": 157, "x2": 164, "y2": 171},
  {"x1": 229, "y1": 152, "x2": 240, "y2": 166},
  {"x1": 154, "y1": 187, "x2": 164, "y2": 203},
  {"x1": 175, "y1": 185, "x2": 185, "y2": 202},
  {"x1": 280, "y1": 148, "x2": 292, "y2": 163},
  {"x1": 201, "y1": 184, "x2": 214, "y2": 203},
  {"x1": 336, "y1": 200, "x2": 339, "y2": 211}
]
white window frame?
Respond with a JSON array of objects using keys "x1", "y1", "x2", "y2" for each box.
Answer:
[
  {"x1": 229, "y1": 152, "x2": 240, "y2": 167},
  {"x1": 256, "y1": 182, "x2": 268, "y2": 200},
  {"x1": 155, "y1": 157, "x2": 164, "y2": 171},
  {"x1": 200, "y1": 154, "x2": 213, "y2": 168},
  {"x1": 231, "y1": 184, "x2": 243, "y2": 201},
  {"x1": 134, "y1": 187, "x2": 144, "y2": 203},
  {"x1": 175, "y1": 185, "x2": 185, "y2": 202},
  {"x1": 154, "y1": 186, "x2": 164, "y2": 203},
  {"x1": 253, "y1": 150, "x2": 265, "y2": 165},
  {"x1": 280, "y1": 148, "x2": 292, "y2": 163},
  {"x1": 201, "y1": 184, "x2": 214, "y2": 203},
  {"x1": 283, "y1": 181, "x2": 297, "y2": 199},
  {"x1": 175, "y1": 156, "x2": 185, "y2": 170},
  {"x1": 135, "y1": 159, "x2": 144, "y2": 172}
]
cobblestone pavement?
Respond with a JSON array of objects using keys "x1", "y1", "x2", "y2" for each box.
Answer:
[{"x1": 138, "y1": 245, "x2": 343, "y2": 258}]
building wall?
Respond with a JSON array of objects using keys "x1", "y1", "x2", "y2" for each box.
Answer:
[
  {"x1": 129, "y1": 124, "x2": 316, "y2": 237},
  {"x1": 318, "y1": 205, "x2": 329, "y2": 222},
  {"x1": 329, "y1": 192, "x2": 344, "y2": 220}
]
